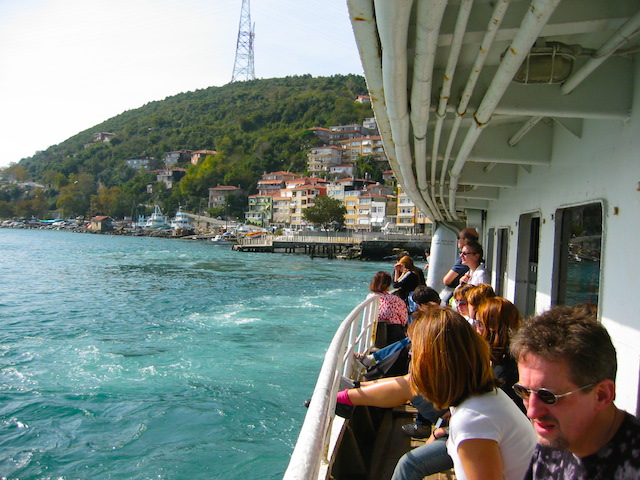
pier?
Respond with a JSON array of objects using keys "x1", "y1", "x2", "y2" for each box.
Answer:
[{"x1": 232, "y1": 234, "x2": 431, "y2": 260}]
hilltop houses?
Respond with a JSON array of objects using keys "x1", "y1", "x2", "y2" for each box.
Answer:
[{"x1": 102, "y1": 112, "x2": 428, "y2": 233}]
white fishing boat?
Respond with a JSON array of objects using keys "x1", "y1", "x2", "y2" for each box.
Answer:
[
  {"x1": 144, "y1": 205, "x2": 168, "y2": 229},
  {"x1": 170, "y1": 207, "x2": 192, "y2": 230},
  {"x1": 210, "y1": 231, "x2": 238, "y2": 244},
  {"x1": 285, "y1": 1, "x2": 640, "y2": 478}
]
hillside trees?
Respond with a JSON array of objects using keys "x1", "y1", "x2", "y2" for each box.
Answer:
[
  {"x1": 7, "y1": 74, "x2": 372, "y2": 219},
  {"x1": 56, "y1": 173, "x2": 95, "y2": 218},
  {"x1": 90, "y1": 186, "x2": 131, "y2": 218}
]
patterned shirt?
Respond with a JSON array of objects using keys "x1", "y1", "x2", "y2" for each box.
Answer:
[
  {"x1": 376, "y1": 292, "x2": 408, "y2": 325},
  {"x1": 524, "y1": 412, "x2": 640, "y2": 479}
]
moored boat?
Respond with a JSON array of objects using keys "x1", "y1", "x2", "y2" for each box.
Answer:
[
  {"x1": 144, "y1": 205, "x2": 169, "y2": 230},
  {"x1": 210, "y1": 231, "x2": 238, "y2": 244},
  {"x1": 170, "y1": 207, "x2": 192, "y2": 231}
]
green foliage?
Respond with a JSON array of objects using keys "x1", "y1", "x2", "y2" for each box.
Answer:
[
  {"x1": 355, "y1": 155, "x2": 384, "y2": 183},
  {"x1": 303, "y1": 195, "x2": 347, "y2": 228},
  {"x1": 9, "y1": 74, "x2": 371, "y2": 219}
]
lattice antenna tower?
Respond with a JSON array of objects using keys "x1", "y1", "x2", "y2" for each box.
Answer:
[{"x1": 231, "y1": 0, "x2": 255, "y2": 82}]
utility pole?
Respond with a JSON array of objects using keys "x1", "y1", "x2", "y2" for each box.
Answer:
[{"x1": 231, "y1": 0, "x2": 255, "y2": 82}]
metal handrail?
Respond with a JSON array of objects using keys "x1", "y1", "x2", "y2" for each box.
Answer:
[{"x1": 283, "y1": 295, "x2": 380, "y2": 480}]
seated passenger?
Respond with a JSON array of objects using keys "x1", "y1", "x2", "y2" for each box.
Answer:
[
  {"x1": 465, "y1": 283, "x2": 496, "y2": 322},
  {"x1": 511, "y1": 305, "x2": 640, "y2": 479},
  {"x1": 406, "y1": 306, "x2": 535, "y2": 480},
  {"x1": 452, "y1": 283, "x2": 475, "y2": 320},
  {"x1": 392, "y1": 256, "x2": 424, "y2": 302},
  {"x1": 368, "y1": 271, "x2": 408, "y2": 348},
  {"x1": 339, "y1": 307, "x2": 536, "y2": 480},
  {"x1": 392, "y1": 298, "x2": 527, "y2": 480},
  {"x1": 357, "y1": 286, "x2": 440, "y2": 371}
]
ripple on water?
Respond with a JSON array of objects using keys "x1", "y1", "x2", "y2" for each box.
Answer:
[{"x1": 0, "y1": 229, "x2": 391, "y2": 478}]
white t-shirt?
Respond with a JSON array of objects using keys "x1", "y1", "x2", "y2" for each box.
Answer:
[{"x1": 447, "y1": 388, "x2": 536, "y2": 480}]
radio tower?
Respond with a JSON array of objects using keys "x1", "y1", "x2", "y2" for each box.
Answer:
[{"x1": 230, "y1": 0, "x2": 255, "y2": 82}]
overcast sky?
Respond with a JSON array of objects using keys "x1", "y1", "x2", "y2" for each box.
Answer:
[{"x1": 0, "y1": 0, "x2": 364, "y2": 168}]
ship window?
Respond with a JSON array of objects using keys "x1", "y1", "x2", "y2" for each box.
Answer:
[{"x1": 552, "y1": 202, "x2": 602, "y2": 307}]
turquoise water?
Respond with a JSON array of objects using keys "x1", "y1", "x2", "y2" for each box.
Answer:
[{"x1": 0, "y1": 229, "x2": 389, "y2": 479}]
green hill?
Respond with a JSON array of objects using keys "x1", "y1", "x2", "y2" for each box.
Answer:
[{"x1": 3, "y1": 74, "x2": 372, "y2": 219}]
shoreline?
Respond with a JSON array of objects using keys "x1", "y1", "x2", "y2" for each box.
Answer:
[{"x1": 1, "y1": 223, "x2": 431, "y2": 261}]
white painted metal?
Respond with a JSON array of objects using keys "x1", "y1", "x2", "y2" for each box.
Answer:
[
  {"x1": 561, "y1": 9, "x2": 640, "y2": 95},
  {"x1": 283, "y1": 295, "x2": 379, "y2": 480},
  {"x1": 448, "y1": 0, "x2": 563, "y2": 218},
  {"x1": 426, "y1": 223, "x2": 460, "y2": 293},
  {"x1": 346, "y1": 0, "x2": 640, "y2": 415}
]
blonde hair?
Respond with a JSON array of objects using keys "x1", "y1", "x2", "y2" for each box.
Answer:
[
  {"x1": 398, "y1": 255, "x2": 415, "y2": 269},
  {"x1": 476, "y1": 297, "x2": 522, "y2": 364},
  {"x1": 408, "y1": 306, "x2": 499, "y2": 410},
  {"x1": 466, "y1": 283, "x2": 496, "y2": 307}
]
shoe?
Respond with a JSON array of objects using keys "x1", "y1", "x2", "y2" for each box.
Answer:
[
  {"x1": 401, "y1": 422, "x2": 432, "y2": 438},
  {"x1": 354, "y1": 353, "x2": 376, "y2": 367}
]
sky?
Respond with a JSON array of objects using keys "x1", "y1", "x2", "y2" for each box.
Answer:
[{"x1": 0, "y1": 0, "x2": 364, "y2": 168}]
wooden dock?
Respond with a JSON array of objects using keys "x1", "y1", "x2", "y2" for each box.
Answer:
[{"x1": 232, "y1": 234, "x2": 431, "y2": 260}]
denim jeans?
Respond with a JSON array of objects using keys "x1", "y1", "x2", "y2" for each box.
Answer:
[
  {"x1": 390, "y1": 437, "x2": 453, "y2": 480},
  {"x1": 372, "y1": 337, "x2": 411, "y2": 363},
  {"x1": 411, "y1": 395, "x2": 447, "y2": 425}
]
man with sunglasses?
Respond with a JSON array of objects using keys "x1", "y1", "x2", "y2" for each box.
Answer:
[
  {"x1": 510, "y1": 306, "x2": 640, "y2": 479},
  {"x1": 458, "y1": 240, "x2": 489, "y2": 286}
]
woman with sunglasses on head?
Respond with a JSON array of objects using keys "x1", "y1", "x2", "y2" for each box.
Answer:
[
  {"x1": 464, "y1": 283, "x2": 495, "y2": 324},
  {"x1": 401, "y1": 306, "x2": 535, "y2": 480},
  {"x1": 452, "y1": 283, "x2": 475, "y2": 320}
]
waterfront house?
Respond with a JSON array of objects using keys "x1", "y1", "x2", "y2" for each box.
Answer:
[
  {"x1": 90, "y1": 216, "x2": 112, "y2": 232},
  {"x1": 246, "y1": 193, "x2": 273, "y2": 227}
]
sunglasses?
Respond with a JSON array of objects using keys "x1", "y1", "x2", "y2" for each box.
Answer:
[
  {"x1": 512, "y1": 383, "x2": 594, "y2": 405},
  {"x1": 460, "y1": 252, "x2": 477, "y2": 256}
]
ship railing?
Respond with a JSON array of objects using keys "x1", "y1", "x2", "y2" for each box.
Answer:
[{"x1": 283, "y1": 295, "x2": 380, "y2": 480}]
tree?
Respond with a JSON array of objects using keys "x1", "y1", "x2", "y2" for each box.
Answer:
[
  {"x1": 0, "y1": 200, "x2": 15, "y2": 218},
  {"x1": 356, "y1": 155, "x2": 383, "y2": 183},
  {"x1": 303, "y1": 195, "x2": 346, "y2": 229}
]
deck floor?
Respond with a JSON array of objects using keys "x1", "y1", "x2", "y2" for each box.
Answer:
[{"x1": 369, "y1": 405, "x2": 455, "y2": 480}]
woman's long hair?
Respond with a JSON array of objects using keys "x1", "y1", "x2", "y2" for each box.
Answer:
[
  {"x1": 398, "y1": 256, "x2": 423, "y2": 283},
  {"x1": 408, "y1": 305, "x2": 499, "y2": 410},
  {"x1": 476, "y1": 297, "x2": 522, "y2": 365}
]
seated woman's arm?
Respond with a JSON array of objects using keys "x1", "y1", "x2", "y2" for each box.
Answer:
[
  {"x1": 457, "y1": 439, "x2": 503, "y2": 480},
  {"x1": 341, "y1": 374, "x2": 413, "y2": 408}
]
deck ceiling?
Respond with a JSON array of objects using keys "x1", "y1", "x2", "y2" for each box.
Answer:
[{"x1": 347, "y1": 0, "x2": 640, "y2": 222}]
